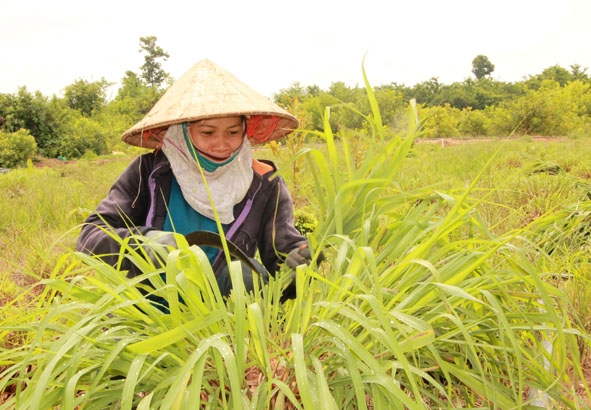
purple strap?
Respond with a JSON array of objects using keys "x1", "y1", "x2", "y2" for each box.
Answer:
[
  {"x1": 145, "y1": 167, "x2": 160, "y2": 226},
  {"x1": 226, "y1": 197, "x2": 253, "y2": 240},
  {"x1": 212, "y1": 183, "x2": 261, "y2": 268}
]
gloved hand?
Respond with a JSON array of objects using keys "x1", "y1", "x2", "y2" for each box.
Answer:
[
  {"x1": 144, "y1": 230, "x2": 177, "y2": 264},
  {"x1": 216, "y1": 257, "x2": 270, "y2": 297},
  {"x1": 285, "y1": 243, "x2": 312, "y2": 270},
  {"x1": 282, "y1": 242, "x2": 323, "y2": 302},
  {"x1": 127, "y1": 230, "x2": 177, "y2": 277},
  {"x1": 145, "y1": 230, "x2": 177, "y2": 247}
]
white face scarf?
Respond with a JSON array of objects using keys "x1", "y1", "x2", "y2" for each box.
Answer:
[{"x1": 161, "y1": 124, "x2": 253, "y2": 224}]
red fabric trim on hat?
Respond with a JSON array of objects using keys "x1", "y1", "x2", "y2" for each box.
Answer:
[
  {"x1": 141, "y1": 127, "x2": 166, "y2": 151},
  {"x1": 246, "y1": 115, "x2": 280, "y2": 144}
]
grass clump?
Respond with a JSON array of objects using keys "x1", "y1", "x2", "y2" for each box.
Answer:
[{"x1": 0, "y1": 68, "x2": 589, "y2": 409}]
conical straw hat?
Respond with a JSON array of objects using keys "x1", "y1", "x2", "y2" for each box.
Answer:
[{"x1": 122, "y1": 59, "x2": 299, "y2": 148}]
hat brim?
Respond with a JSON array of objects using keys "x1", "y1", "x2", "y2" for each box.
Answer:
[{"x1": 122, "y1": 112, "x2": 298, "y2": 149}]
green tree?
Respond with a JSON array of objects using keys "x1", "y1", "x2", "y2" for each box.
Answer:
[
  {"x1": 301, "y1": 92, "x2": 340, "y2": 131},
  {"x1": 570, "y1": 64, "x2": 589, "y2": 83},
  {"x1": 327, "y1": 81, "x2": 356, "y2": 103},
  {"x1": 503, "y1": 79, "x2": 589, "y2": 136},
  {"x1": 100, "y1": 70, "x2": 165, "y2": 151},
  {"x1": 63, "y1": 78, "x2": 112, "y2": 117},
  {"x1": 273, "y1": 82, "x2": 310, "y2": 108},
  {"x1": 410, "y1": 77, "x2": 442, "y2": 106},
  {"x1": 306, "y1": 84, "x2": 321, "y2": 97},
  {"x1": 326, "y1": 83, "x2": 366, "y2": 131},
  {"x1": 448, "y1": 77, "x2": 517, "y2": 110},
  {"x1": 387, "y1": 82, "x2": 415, "y2": 106},
  {"x1": 373, "y1": 85, "x2": 405, "y2": 130},
  {"x1": 139, "y1": 36, "x2": 170, "y2": 89},
  {"x1": 111, "y1": 70, "x2": 161, "y2": 120},
  {"x1": 473, "y1": 77, "x2": 525, "y2": 108},
  {"x1": 541, "y1": 65, "x2": 572, "y2": 86},
  {"x1": 435, "y1": 81, "x2": 478, "y2": 109},
  {"x1": 472, "y1": 55, "x2": 495, "y2": 80},
  {"x1": 0, "y1": 87, "x2": 62, "y2": 157},
  {"x1": 526, "y1": 64, "x2": 573, "y2": 90}
]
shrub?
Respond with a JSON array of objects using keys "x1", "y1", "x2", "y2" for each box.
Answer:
[
  {"x1": 486, "y1": 105, "x2": 515, "y2": 136},
  {"x1": 458, "y1": 107, "x2": 491, "y2": 137},
  {"x1": 0, "y1": 129, "x2": 37, "y2": 168},
  {"x1": 294, "y1": 209, "x2": 318, "y2": 235},
  {"x1": 419, "y1": 104, "x2": 460, "y2": 138},
  {"x1": 59, "y1": 116, "x2": 108, "y2": 159}
]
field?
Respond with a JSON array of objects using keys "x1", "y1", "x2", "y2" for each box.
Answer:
[{"x1": 1, "y1": 134, "x2": 591, "y2": 408}]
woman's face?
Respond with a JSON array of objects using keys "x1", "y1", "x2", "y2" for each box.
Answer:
[{"x1": 188, "y1": 116, "x2": 245, "y2": 162}]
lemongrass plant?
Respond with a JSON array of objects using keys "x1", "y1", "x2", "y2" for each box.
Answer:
[
  {"x1": 0, "y1": 64, "x2": 588, "y2": 409},
  {"x1": 524, "y1": 199, "x2": 591, "y2": 357}
]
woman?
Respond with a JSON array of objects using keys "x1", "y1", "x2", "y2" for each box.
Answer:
[{"x1": 77, "y1": 59, "x2": 311, "y2": 298}]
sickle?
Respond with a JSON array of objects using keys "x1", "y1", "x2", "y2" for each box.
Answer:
[{"x1": 184, "y1": 230, "x2": 260, "y2": 273}]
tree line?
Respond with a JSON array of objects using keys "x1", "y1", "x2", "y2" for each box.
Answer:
[
  {"x1": 1, "y1": 37, "x2": 590, "y2": 168},
  {"x1": 276, "y1": 56, "x2": 591, "y2": 140},
  {"x1": 0, "y1": 36, "x2": 170, "y2": 167}
]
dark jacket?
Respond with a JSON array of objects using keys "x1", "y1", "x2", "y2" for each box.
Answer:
[{"x1": 76, "y1": 150, "x2": 306, "y2": 276}]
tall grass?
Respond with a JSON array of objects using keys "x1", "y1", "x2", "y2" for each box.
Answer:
[
  {"x1": 398, "y1": 138, "x2": 591, "y2": 235},
  {"x1": 1, "y1": 71, "x2": 590, "y2": 408},
  {"x1": 0, "y1": 157, "x2": 131, "y2": 311}
]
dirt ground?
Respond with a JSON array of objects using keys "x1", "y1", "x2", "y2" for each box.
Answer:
[{"x1": 413, "y1": 136, "x2": 565, "y2": 146}]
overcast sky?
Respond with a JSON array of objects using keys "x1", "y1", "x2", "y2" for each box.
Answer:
[{"x1": 1, "y1": 0, "x2": 590, "y2": 99}]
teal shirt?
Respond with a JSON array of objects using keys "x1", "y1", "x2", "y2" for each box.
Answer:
[{"x1": 163, "y1": 176, "x2": 227, "y2": 263}]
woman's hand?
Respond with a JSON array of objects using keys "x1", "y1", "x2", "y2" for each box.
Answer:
[{"x1": 285, "y1": 244, "x2": 312, "y2": 269}]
